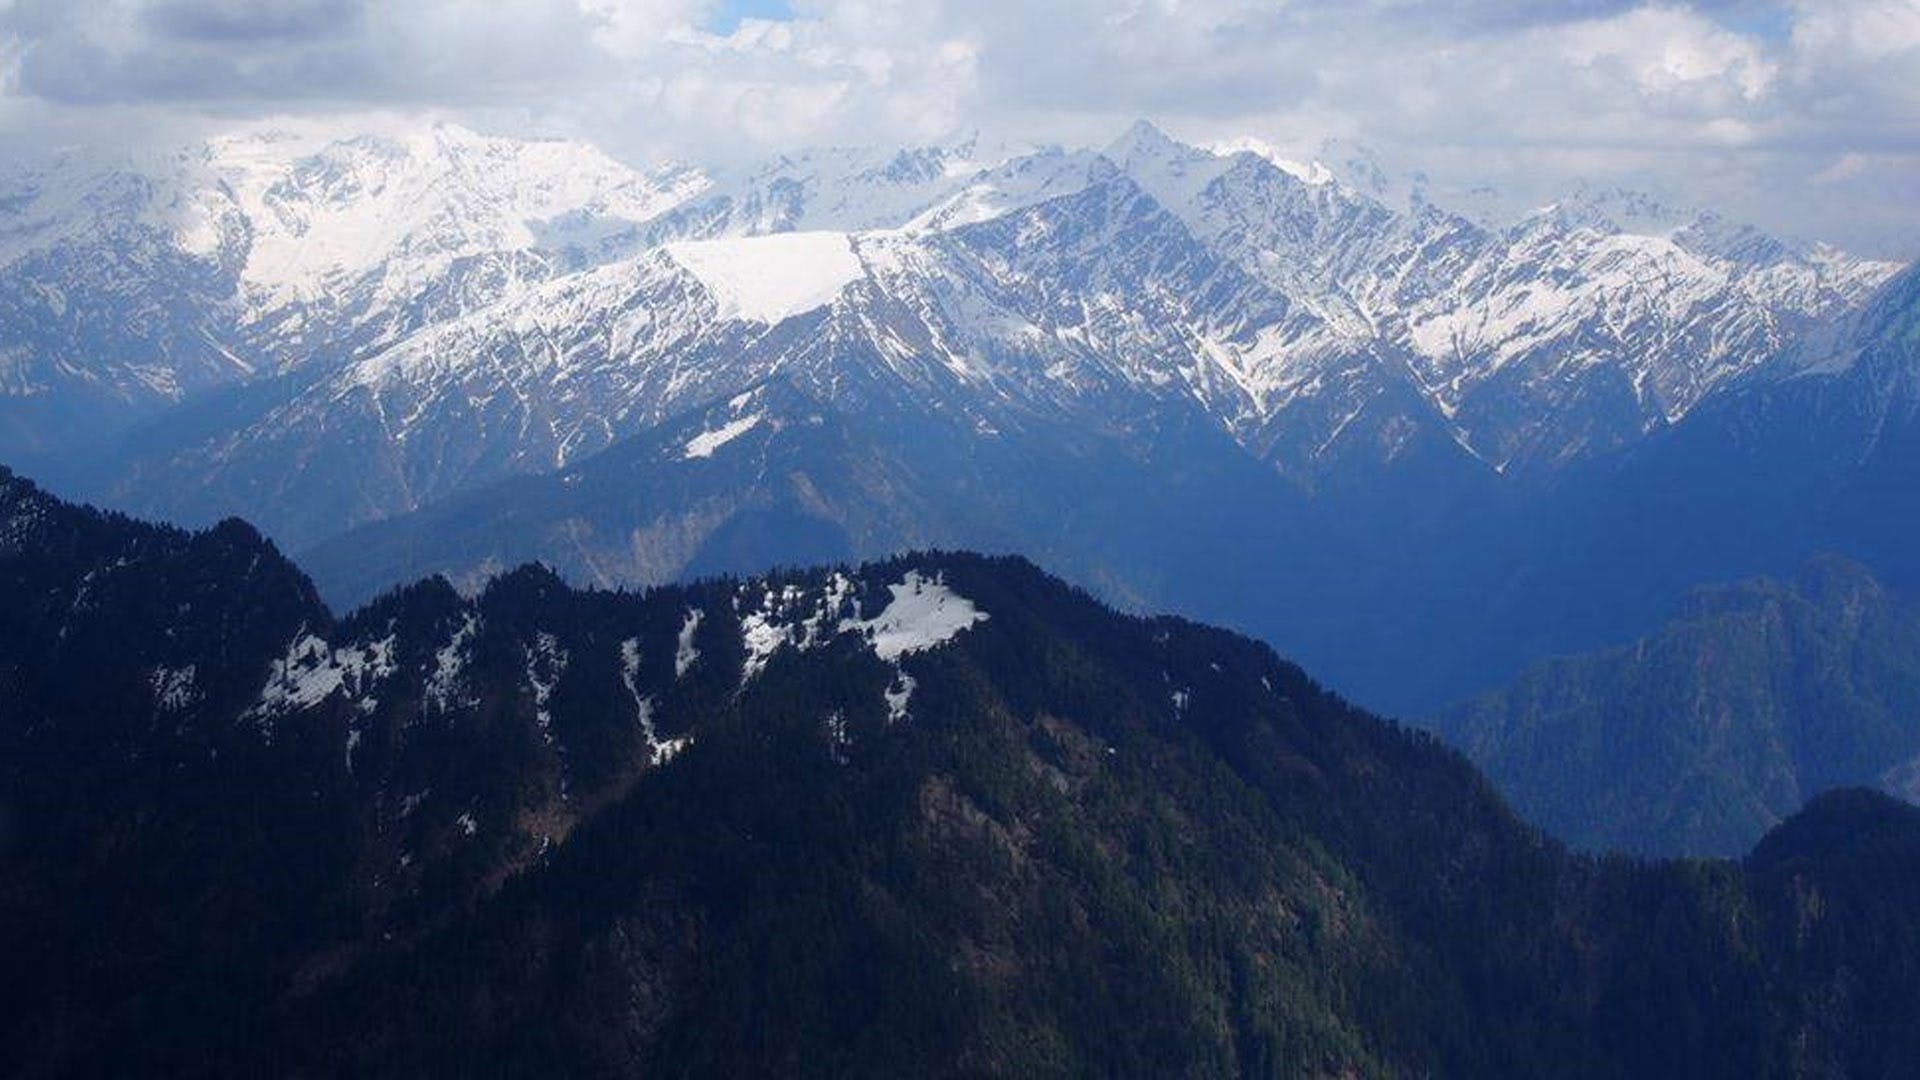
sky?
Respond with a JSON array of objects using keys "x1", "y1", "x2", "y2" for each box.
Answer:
[
  {"x1": 0, "y1": 0, "x2": 1915, "y2": 256},
  {"x1": 712, "y1": 0, "x2": 793, "y2": 32}
]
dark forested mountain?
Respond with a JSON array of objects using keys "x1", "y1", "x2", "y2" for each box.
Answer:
[
  {"x1": 1438, "y1": 557, "x2": 1920, "y2": 857},
  {"x1": 8, "y1": 466, "x2": 1920, "y2": 1077}
]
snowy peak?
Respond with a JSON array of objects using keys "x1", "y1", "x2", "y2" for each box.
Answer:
[
  {"x1": 1791, "y1": 261, "x2": 1920, "y2": 380},
  {"x1": 1205, "y1": 137, "x2": 1335, "y2": 186},
  {"x1": 671, "y1": 136, "x2": 1017, "y2": 239},
  {"x1": 1100, "y1": 119, "x2": 1237, "y2": 211},
  {"x1": 212, "y1": 121, "x2": 709, "y2": 303},
  {"x1": 0, "y1": 121, "x2": 708, "y2": 293},
  {"x1": 1864, "y1": 263, "x2": 1920, "y2": 347},
  {"x1": 0, "y1": 119, "x2": 720, "y2": 426},
  {"x1": 1103, "y1": 119, "x2": 1190, "y2": 163},
  {"x1": 0, "y1": 143, "x2": 239, "y2": 271},
  {"x1": 1529, "y1": 185, "x2": 1696, "y2": 238},
  {"x1": 902, "y1": 148, "x2": 1114, "y2": 233},
  {"x1": 5, "y1": 116, "x2": 1913, "y2": 536}
]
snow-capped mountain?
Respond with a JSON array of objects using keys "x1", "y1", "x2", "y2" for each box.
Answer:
[
  {"x1": 1104, "y1": 121, "x2": 1897, "y2": 469},
  {"x1": 0, "y1": 122, "x2": 707, "y2": 476},
  {"x1": 634, "y1": 137, "x2": 1016, "y2": 240},
  {"x1": 3, "y1": 125, "x2": 1904, "y2": 607},
  {"x1": 104, "y1": 159, "x2": 1400, "y2": 544},
  {"x1": 209, "y1": 124, "x2": 708, "y2": 363}
]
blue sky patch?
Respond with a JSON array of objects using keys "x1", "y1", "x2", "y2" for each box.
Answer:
[{"x1": 711, "y1": 0, "x2": 794, "y2": 33}]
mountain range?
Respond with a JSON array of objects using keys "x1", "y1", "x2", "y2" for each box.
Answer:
[
  {"x1": 9, "y1": 466, "x2": 1920, "y2": 1077},
  {"x1": 38, "y1": 121, "x2": 1893, "y2": 528},
  {"x1": 5, "y1": 119, "x2": 1907, "y2": 717},
  {"x1": 5, "y1": 117, "x2": 1919, "y2": 856}
]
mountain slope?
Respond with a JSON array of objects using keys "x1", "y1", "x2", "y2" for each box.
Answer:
[
  {"x1": 1438, "y1": 557, "x2": 1920, "y2": 856},
  {"x1": 8, "y1": 467, "x2": 1920, "y2": 1075},
  {"x1": 1464, "y1": 260, "x2": 1920, "y2": 686},
  {"x1": 293, "y1": 371, "x2": 1339, "y2": 617},
  {"x1": 288, "y1": 255, "x2": 1920, "y2": 718},
  {"x1": 295, "y1": 376, "x2": 984, "y2": 601},
  {"x1": 81, "y1": 235, "x2": 1920, "y2": 726}
]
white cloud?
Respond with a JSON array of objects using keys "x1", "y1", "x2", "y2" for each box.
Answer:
[
  {"x1": 0, "y1": 0, "x2": 1913, "y2": 254},
  {"x1": 1792, "y1": 0, "x2": 1920, "y2": 62},
  {"x1": 1561, "y1": 6, "x2": 1776, "y2": 102}
]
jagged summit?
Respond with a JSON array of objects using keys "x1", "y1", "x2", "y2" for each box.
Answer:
[
  {"x1": 4, "y1": 117, "x2": 1895, "y2": 469},
  {"x1": 59, "y1": 118, "x2": 1894, "y2": 547},
  {"x1": 1103, "y1": 118, "x2": 1187, "y2": 159}
]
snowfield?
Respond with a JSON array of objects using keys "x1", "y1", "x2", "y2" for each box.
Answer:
[
  {"x1": 667, "y1": 232, "x2": 864, "y2": 325},
  {"x1": 682, "y1": 414, "x2": 764, "y2": 459}
]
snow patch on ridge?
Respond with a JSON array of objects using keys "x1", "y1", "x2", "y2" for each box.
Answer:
[
  {"x1": 249, "y1": 629, "x2": 397, "y2": 733},
  {"x1": 525, "y1": 631, "x2": 568, "y2": 744},
  {"x1": 841, "y1": 571, "x2": 989, "y2": 661},
  {"x1": 424, "y1": 612, "x2": 479, "y2": 712},
  {"x1": 733, "y1": 571, "x2": 984, "y2": 690},
  {"x1": 734, "y1": 572, "x2": 858, "y2": 686},
  {"x1": 666, "y1": 231, "x2": 863, "y2": 324},
  {"x1": 883, "y1": 670, "x2": 916, "y2": 724},
  {"x1": 739, "y1": 609, "x2": 794, "y2": 684}
]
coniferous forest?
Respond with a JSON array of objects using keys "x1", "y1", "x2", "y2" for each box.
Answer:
[{"x1": 8, "y1": 467, "x2": 1920, "y2": 1077}]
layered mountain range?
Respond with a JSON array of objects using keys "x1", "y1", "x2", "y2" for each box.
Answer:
[
  {"x1": 9, "y1": 467, "x2": 1920, "y2": 1077},
  {"x1": 3, "y1": 119, "x2": 1914, "y2": 719}
]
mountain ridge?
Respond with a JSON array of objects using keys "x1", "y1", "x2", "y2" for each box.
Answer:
[{"x1": 8, "y1": 463, "x2": 1920, "y2": 1075}]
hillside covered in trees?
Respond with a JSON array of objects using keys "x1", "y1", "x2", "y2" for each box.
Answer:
[{"x1": 5, "y1": 465, "x2": 1920, "y2": 1077}]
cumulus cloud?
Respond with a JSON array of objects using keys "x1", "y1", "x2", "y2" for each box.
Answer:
[{"x1": 0, "y1": 0, "x2": 1914, "y2": 253}]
